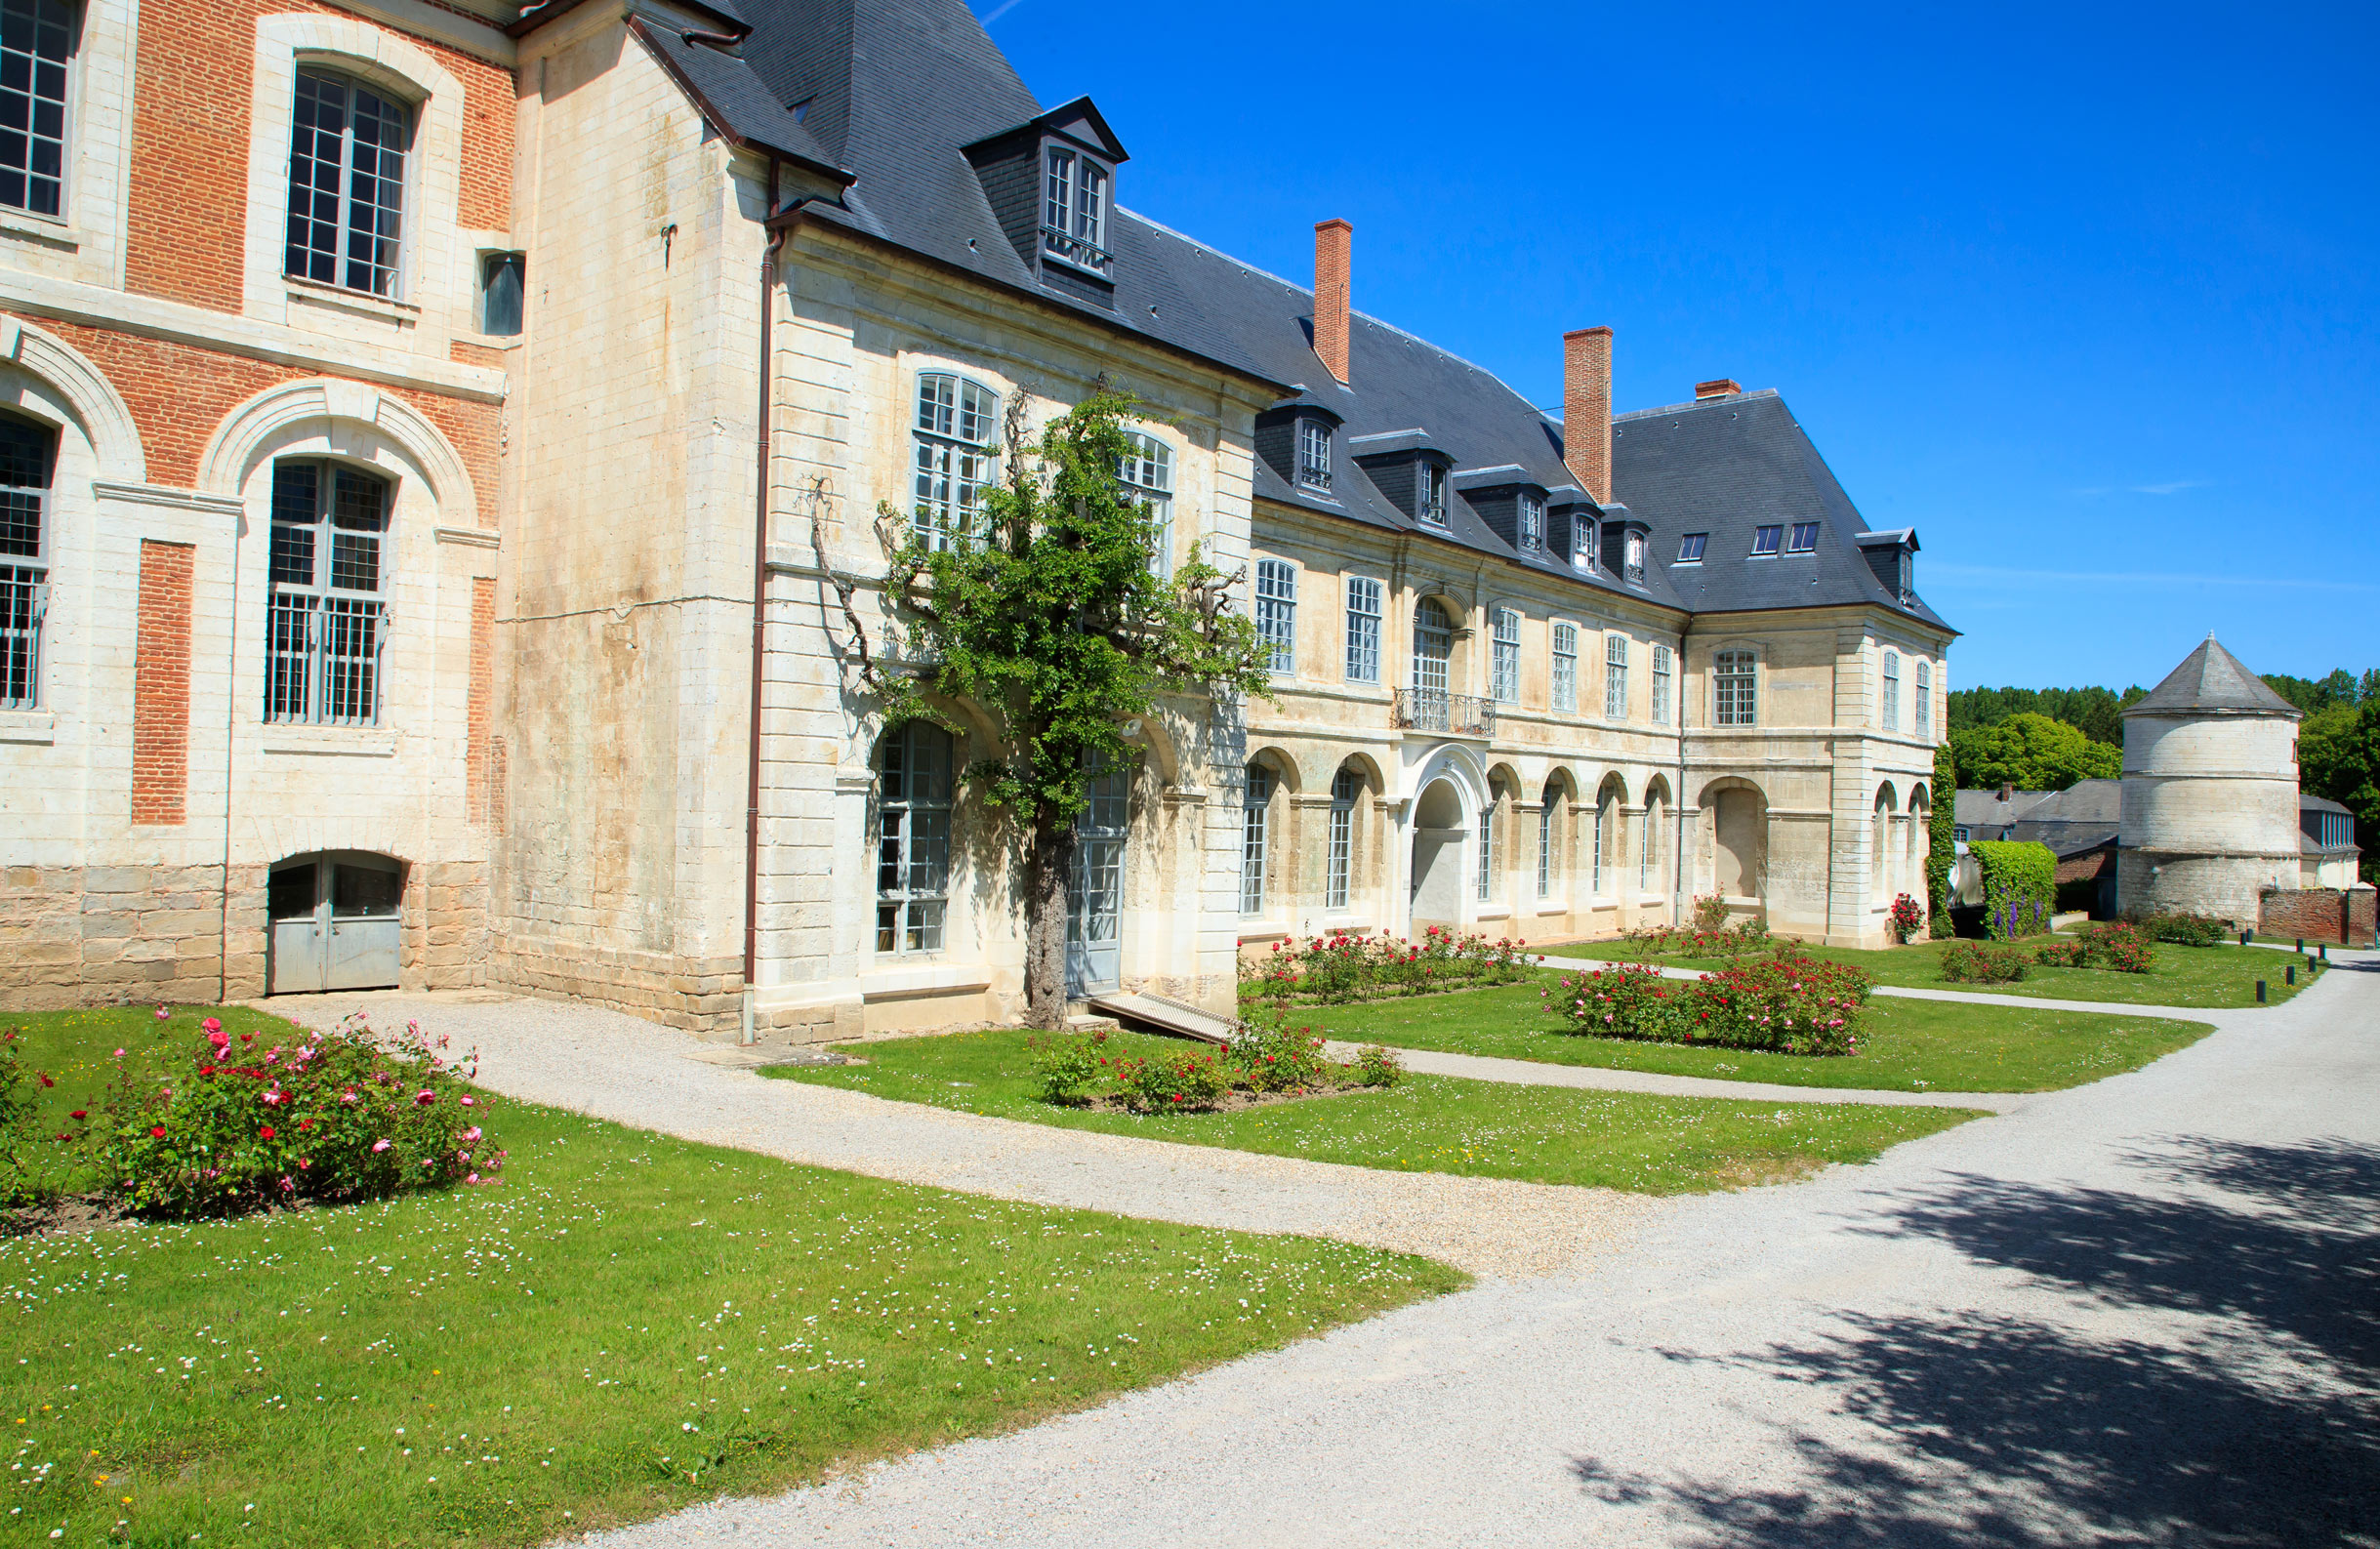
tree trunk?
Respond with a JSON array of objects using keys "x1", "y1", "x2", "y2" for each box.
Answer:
[{"x1": 1023, "y1": 818, "x2": 1072, "y2": 1031}]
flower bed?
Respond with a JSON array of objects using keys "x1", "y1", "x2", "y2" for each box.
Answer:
[
  {"x1": 1542, "y1": 953, "x2": 1873, "y2": 1056},
  {"x1": 1940, "y1": 940, "x2": 2031, "y2": 984},
  {"x1": 2129, "y1": 910, "x2": 2230, "y2": 948},
  {"x1": 1033, "y1": 1018, "x2": 1403, "y2": 1113},
  {"x1": 1619, "y1": 911, "x2": 1776, "y2": 959},
  {"x1": 2033, "y1": 921, "x2": 2156, "y2": 973},
  {"x1": 63, "y1": 1010, "x2": 502, "y2": 1219},
  {"x1": 1242, "y1": 926, "x2": 1533, "y2": 1007}
]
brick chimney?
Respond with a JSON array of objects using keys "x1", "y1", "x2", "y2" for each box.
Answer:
[
  {"x1": 1563, "y1": 326, "x2": 1613, "y2": 503},
  {"x1": 1313, "y1": 219, "x2": 1352, "y2": 384},
  {"x1": 1695, "y1": 378, "x2": 1742, "y2": 400}
]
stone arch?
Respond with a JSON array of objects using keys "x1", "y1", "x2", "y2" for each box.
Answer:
[
  {"x1": 198, "y1": 378, "x2": 480, "y2": 522},
  {"x1": 1700, "y1": 775, "x2": 1768, "y2": 903},
  {"x1": 1872, "y1": 781, "x2": 1899, "y2": 895},
  {"x1": 1589, "y1": 771, "x2": 1628, "y2": 894},
  {"x1": 0, "y1": 315, "x2": 145, "y2": 481},
  {"x1": 1640, "y1": 774, "x2": 1674, "y2": 897}
]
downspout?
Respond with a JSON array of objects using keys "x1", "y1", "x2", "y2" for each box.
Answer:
[
  {"x1": 219, "y1": 513, "x2": 244, "y2": 1003},
  {"x1": 1671, "y1": 634, "x2": 1687, "y2": 925},
  {"x1": 742, "y1": 179, "x2": 843, "y2": 1044}
]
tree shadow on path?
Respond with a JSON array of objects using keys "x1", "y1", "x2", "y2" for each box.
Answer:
[{"x1": 1573, "y1": 1137, "x2": 2380, "y2": 1548}]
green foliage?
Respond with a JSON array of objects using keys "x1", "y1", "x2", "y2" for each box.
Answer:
[
  {"x1": 1225, "y1": 1017, "x2": 1329, "y2": 1092},
  {"x1": 1029, "y1": 1028, "x2": 1108, "y2": 1104},
  {"x1": 2130, "y1": 910, "x2": 2230, "y2": 947},
  {"x1": 884, "y1": 385, "x2": 1271, "y2": 836},
  {"x1": 1950, "y1": 712, "x2": 2122, "y2": 793},
  {"x1": 2260, "y1": 668, "x2": 2366, "y2": 713},
  {"x1": 2298, "y1": 701, "x2": 2380, "y2": 885},
  {"x1": 0, "y1": 1027, "x2": 62, "y2": 1210},
  {"x1": 2034, "y1": 921, "x2": 2154, "y2": 973},
  {"x1": 1926, "y1": 741, "x2": 1956, "y2": 936},
  {"x1": 1546, "y1": 954, "x2": 1876, "y2": 1057},
  {"x1": 1947, "y1": 684, "x2": 2142, "y2": 745},
  {"x1": 1348, "y1": 1045, "x2": 1406, "y2": 1088},
  {"x1": 1103, "y1": 1046, "x2": 1232, "y2": 1112},
  {"x1": 1973, "y1": 839, "x2": 2056, "y2": 940},
  {"x1": 1939, "y1": 940, "x2": 2031, "y2": 983}
]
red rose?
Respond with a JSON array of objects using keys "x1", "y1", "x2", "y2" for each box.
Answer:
[
  {"x1": 149, "y1": 1125, "x2": 166, "y2": 1138},
  {"x1": 68, "y1": 1110, "x2": 86, "y2": 1120},
  {"x1": 259, "y1": 1125, "x2": 275, "y2": 1139}
]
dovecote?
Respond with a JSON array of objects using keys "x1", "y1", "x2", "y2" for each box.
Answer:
[
  {"x1": 963, "y1": 97, "x2": 1128, "y2": 308},
  {"x1": 1348, "y1": 428, "x2": 1454, "y2": 528}
]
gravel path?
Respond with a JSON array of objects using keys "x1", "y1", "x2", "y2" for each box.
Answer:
[
  {"x1": 553, "y1": 954, "x2": 2380, "y2": 1549},
  {"x1": 1316, "y1": 1039, "x2": 2029, "y2": 1111},
  {"x1": 280, "y1": 993, "x2": 1653, "y2": 1282}
]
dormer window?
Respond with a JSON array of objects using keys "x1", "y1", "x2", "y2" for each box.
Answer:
[
  {"x1": 1419, "y1": 461, "x2": 1448, "y2": 527},
  {"x1": 1297, "y1": 421, "x2": 1332, "y2": 491},
  {"x1": 1519, "y1": 492, "x2": 1544, "y2": 551},
  {"x1": 1624, "y1": 530, "x2": 1645, "y2": 582},
  {"x1": 1043, "y1": 144, "x2": 1111, "y2": 273},
  {"x1": 1677, "y1": 533, "x2": 1706, "y2": 562},
  {"x1": 1787, "y1": 520, "x2": 1819, "y2": 553},
  {"x1": 1752, "y1": 524, "x2": 1783, "y2": 557},
  {"x1": 1575, "y1": 518, "x2": 1597, "y2": 570}
]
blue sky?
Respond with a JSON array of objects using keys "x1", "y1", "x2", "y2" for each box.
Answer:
[{"x1": 978, "y1": 0, "x2": 2380, "y2": 693}]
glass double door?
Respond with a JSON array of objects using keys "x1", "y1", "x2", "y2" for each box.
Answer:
[
  {"x1": 1065, "y1": 757, "x2": 1128, "y2": 997},
  {"x1": 267, "y1": 855, "x2": 401, "y2": 994}
]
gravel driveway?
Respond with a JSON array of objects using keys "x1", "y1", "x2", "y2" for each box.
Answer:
[{"x1": 293, "y1": 957, "x2": 2380, "y2": 1546}]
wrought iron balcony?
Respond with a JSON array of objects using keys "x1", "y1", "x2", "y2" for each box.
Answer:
[{"x1": 1394, "y1": 688, "x2": 1496, "y2": 737}]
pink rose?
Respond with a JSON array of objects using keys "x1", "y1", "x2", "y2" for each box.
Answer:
[{"x1": 372, "y1": 1139, "x2": 391, "y2": 1153}]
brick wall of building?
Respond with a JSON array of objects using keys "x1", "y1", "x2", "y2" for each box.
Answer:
[
  {"x1": 2259, "y1": 886, "x2": 2378, "y2": 948},
  {"x1": 130, "y1": 539, "x2": 193, "y2": 825},
  {"x1": 124, "y1": 0, "x2": 512, "y2": 311}
]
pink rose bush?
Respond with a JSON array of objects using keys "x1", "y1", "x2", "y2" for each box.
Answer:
[
  {"x1": 1244, "y1": 926, "x2": 1533, "y2": 1007},
  {"x1": 94, "y1": 1011, "x2": 504, "y2": 1218},
  {"x1": 1546, "y1": 953, "x2": 1874, "y2": 1057}
]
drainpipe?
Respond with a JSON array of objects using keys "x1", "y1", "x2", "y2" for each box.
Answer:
[
  {"x1": 1671, "y1": 640, "x2": 1687, "y2": 925},
  {"x1": 741, "y1": 179, "x2": 843, "y2": 1045},
  {"x1": 218, "y1": 514, "x2": 244, "y2": 1004}
]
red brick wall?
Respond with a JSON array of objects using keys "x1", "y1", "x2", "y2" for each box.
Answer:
[
  {"x1": 465, "y1": 574, "x2": 494, "y2": 823},
  {"x1": 131, "y1": 540, "x2": 194, "y2": 825},
  {"x1": 1312, "y1": 220, "x2": 1351, "y2": 384},
  {"x1": 17, "y1": 317, "x2": 498, "y2": 524},
  {"x1": 1563, "y1": 326, "x2": 1614, "y2": 502},
  {"x1": 2259, "y1": 887, "x2": 2377, "y2": 948},
  {"x1": 2054, "y1": 847, "x2": 2113, "y2": 884},
  {"x1": 124, "y1": 0, "x2": 513, "y2": 310}
]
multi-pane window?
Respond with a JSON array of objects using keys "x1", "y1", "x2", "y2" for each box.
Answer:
[
  {"x1": 1641, "y1": 799, "x2": 1659, "y2": 891},
  {"x1": 1343, "y1": 575, "x2": 1381, "y2": 683},
  {"x1": 1491, "y1": 607, "x2": 1520, "y2": 704},
  {"x1": 1624, "y1": 530, "x2": 1645, "y2": 581},
  {"x1": 1677, "y1": 533, "x2": 1707, "y2": 562},
  {"x1": 1715, "y1": 648, "x2": 1757, "y2": 726},
  {"x1": 1041, "y1": 144, "x2": 1109, "y2": 270},
  {"x1": 1604, "y1": 633, "x2": 1629, "y2": 720},
  {"x1": 1240, "y1": 762, "x2": 1273, "y2": 916},
  {"x1": 1751, "y1": 524, "x2": 1783, "y2": 556},
  {"x1": 875, "y1": 721, "x2": 953, "y2": 955},
  {"x1": 1118, "y1": 430, "x2": 1172, "y2": 579},
  {"x1": 266, "y1": 460, "x2": 390, "y2": 725},
  {"x1": 1518, "y1": 493, "x2": 1544, "y2": 551},
  {"x1": 0, "y1": 412, "x2": 51, "y2": 710},
  {"x1": 1652, "y1": 644, "x2": 1672, "y2": 725},
  {"x1": 1296, "y1": 421, "x2": 1332, "y2": 491},
  {"x1": 1326, "y1": 767, "x2": 1359, "y2": 911},
  {"x1": 286, "y1": 70, "x2": 411, "y2": 298},
  {"x1": 1575, "y1": 517, "x2": 1597, "y2": 570},
  {"x1": 1915, "y1": 660, "x2": 1932, "y2": 736},
  {"x1": 913, "y1": 373, "x2": 998, "y2": 550},
  {"x1": 0, "y1": 0, "x2": 70, "y2": 218},
  {"x1": 1550, "y1": 622, "x2": 1578, "y2": 713},
  {"x1": 1418, "y1": 462, "x2": 1448, "y2": 526},
  {"x1": 1537, "y1": 798, "x2": 1554, "y2": 899},
  {"x1": 1254, "y1": 558, "x2": 1296, "y2": 674},
  {"x1": 1881, "y1": 651, "x2": 1901, "y2": 730},
  {"x1": 1591, "y1": 798, "x2": 1606, "y2": 894},
  {"x1": 1477, "y1": 800, "x2": 1494, "y2": 903},
  {"x1": 1787, "y1": 520, "x2": 1820, "y2": 553},
  {"x1": 1412, "y1": 598, "x2": 1451, "y2": 695},
  {"x1": 478, "y1": 252, "x2": 525, "y2": 336}
]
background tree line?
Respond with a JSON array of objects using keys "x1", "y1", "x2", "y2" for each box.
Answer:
[{"x1": 1947, "y1": 669, "x2": 2380, "y2": 883}]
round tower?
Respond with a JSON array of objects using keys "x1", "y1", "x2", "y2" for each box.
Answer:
[{"x1": 2117, "y1": 634, "x2": 2302, "y2": 925}]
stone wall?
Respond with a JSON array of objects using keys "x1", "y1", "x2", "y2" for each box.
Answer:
[{"x1": 2258, "y1": 886, "x2": 2377, "y2": 948}]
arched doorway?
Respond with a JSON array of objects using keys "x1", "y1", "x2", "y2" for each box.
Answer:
[
  {"x1": 1066, "y1": 754, "x2": 1129, "y2": 996},
  {"x1": 1712, "y1": 787, "x2": 1766, "y2": 901},
  {"x1": 267, "y1": 851, "x2": 402, "y2": 994},
  {"x1": 1410, "y1": 778, "x2": 1467, "y2": 931}
]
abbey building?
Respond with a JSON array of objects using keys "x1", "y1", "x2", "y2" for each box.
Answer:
[{"x1": 0, "y1": 0, "x2": 1955, "y2": 1034}]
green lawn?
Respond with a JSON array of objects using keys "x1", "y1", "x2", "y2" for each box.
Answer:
[
  {"x1": 0, "y1": 1009, "x2": 1462, "y2": 1548},
  {"x1": 765, "y1": 1028, "x2": 1980, "y2": 1191},
  {"x1": 1540, "y1": 934, "x2": 2314, "y2": 1009},
  {"x1": 1291, "y1": 980, "x2": 2212, "y2": 1093}
]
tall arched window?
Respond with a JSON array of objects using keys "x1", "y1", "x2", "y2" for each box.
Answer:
[
  {"x1": 0, "y1": 410, "x2": 54, "y2": 710},
  {"x1": 876, "y1": 721, "x2": 953, "y2": 955},
  {"x1": 1871, "y1": 787, "x2": 1895, "y2": 895},
  {"x1": 1881, "y1": 651, "x2": 1902, "y2": 731},
  {"x1": 267, "y1": 459, "x2": 390, "y2": 725},
  {"x1": 286, "y1": 69, "x2": 413, "y2": 297},
  {"x1": 1240, "y1": 761, "x2": 1274, "y2": 917},
  {"x1": 1915, "y1": 659, "x2": 1932, "y2": 737},
  {"x1": 913, "y1": 372, "x2": 998, "y2": 550},
  {"x1": 1413, "y1": 597, "x2": 1451, "y2": 695},
  {"x1": 1537, "y1": 783, "x2": 1562, "y2": 900},
  {"x1": 1641, "y1": 791, "x2": 1662, "y2": 893},
  {"x1": 1326, "y1": 766, "x2": 1360, "y2": 911},
  {"x1": 1477, "y1": 783, "x2": 1500, "y2": 903}
]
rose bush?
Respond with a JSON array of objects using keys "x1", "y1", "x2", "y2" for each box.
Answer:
[
  {"x1": 1243, "y1": 927, "x2": 1533, "y2": 1007},
  {"x1": 91, "y1": 1013, "x2": 503, "y2": 1219},
  {"x1": 1940, "y1": 940, "x2": 2031, "y2": 984},
  {"x1": 1546, "y1": 953, "x2": 1871, "y2": 1056}
]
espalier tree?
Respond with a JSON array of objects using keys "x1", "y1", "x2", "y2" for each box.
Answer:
[{"x1": 847, "y1": 385, "x2": 1271, "y2": 1030}]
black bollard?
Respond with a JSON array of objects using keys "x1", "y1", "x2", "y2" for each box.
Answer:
[
  {"x1": 2296, "y1": 937, "x2": 2304, "y2": 953},
  {"x1": 2287, "y1": 964, "x2": 2297, "y2": 985},
  {"x1": 2256, "y1": 979, "x2": 2268, "y2": 1003},
  {"x1": 2240, "y1": 929, "x2": 2253, "y2": 947},
  {"x1": 2320, "y1": 945, "x2": 2330, "y2": 963}
]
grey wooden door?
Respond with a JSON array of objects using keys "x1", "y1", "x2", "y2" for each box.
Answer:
[
  {"x1": 1066, "y1": 757, "x2": 1128, "y2": 997},
  {"x1": 268, "y1": 856, "x2": 401, "y2": 994}
]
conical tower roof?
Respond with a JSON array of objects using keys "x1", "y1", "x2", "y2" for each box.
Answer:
[{"x1": 2122, "y1": 634, "x2": 2301, "y2": 718}]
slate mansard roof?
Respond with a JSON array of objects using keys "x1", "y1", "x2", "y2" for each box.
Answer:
[{"x1": 625, "y1": 0, "x2": 1948, "y2": 634}]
